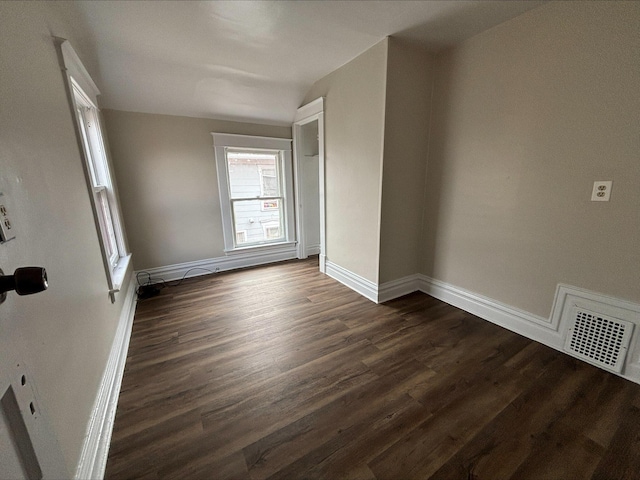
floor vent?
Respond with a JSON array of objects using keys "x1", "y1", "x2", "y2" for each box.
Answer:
[{"x1": 564, "y1": 307, "x2": 634, "y2": 373}]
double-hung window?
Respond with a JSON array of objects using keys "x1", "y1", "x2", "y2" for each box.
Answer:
[
  {"x1": 58, "y1": 39, "x2": 130, "y2": 298},
  {"x1": 212, "y1": 134, "x2": 295, "y2": 252}
]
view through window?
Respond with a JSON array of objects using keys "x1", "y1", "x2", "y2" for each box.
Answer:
[{"x1": 226, "y1": 149, "x2": 284, "y2": 246}]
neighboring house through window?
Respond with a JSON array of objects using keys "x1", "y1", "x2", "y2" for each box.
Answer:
[{"x1": 212, "y1": 134, "x2": 294, "y2": 252}]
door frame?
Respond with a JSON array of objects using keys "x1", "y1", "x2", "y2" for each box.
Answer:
[{"x1": 292, "y1": 97, "x2": 326, "y2": 273}]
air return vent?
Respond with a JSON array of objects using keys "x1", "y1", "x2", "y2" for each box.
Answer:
[{"x1": 564, "y1": 307, "x2": 634, "y2": 373}]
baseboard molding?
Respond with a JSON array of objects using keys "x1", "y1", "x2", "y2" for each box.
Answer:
[
  {"x1": 305, "y1": 244, "x2": 321, "y2": 257},
  {"x1": 336, "y1": 265, "x2": 640, "y2": 385},
  {"x1": 325, "y1": 260, "x2": 378, "y2": 303},
  {"x1": 420, "y1": 276, "x2": 640, "y2": 384},
  {"x1": 75, "y1": 277, "x2": 137, "y2": 480},
  {"x1": 137, "y1": 245, "x2": 298, "y2": 283},
  {"x1": 418, "y1": 275, "x2": 564, "y2": 351},
  {"x1": 378, "y1": 275, "x2": 421, "y2": 304}
]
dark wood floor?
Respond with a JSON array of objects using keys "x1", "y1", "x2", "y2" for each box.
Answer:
[{"x1": 106, "y1": 258, "x2": 640, "y2": 480}]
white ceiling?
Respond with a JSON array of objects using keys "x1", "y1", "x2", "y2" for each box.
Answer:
[{"x1": 73, "y1": 1, "x2": 545, "y2": 126}]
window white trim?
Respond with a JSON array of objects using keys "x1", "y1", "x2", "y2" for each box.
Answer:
[
  {"x1": 59, "y1": 39, "x2": 100, "y2": 105},
  {"x1": 293, "y1": 97, "x2": 326, "y2": 272},
  {"x1": 57, "y1": 38, "x2": 130, "y2": 300},
  {"x1": 212, "y1": 134, "x2": 294, "y2": 253}
]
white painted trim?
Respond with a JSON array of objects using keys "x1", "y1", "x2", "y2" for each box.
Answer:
[
  {"x1": 294, "y1": 97, "x2": 324, "y2": 123},
  {"x1": 211, "y1": 133, "x2": 292, "y2": 150},
  {"x1": 418, "y1": 275, "x2": 564, "y2": 349},
  {"x1": 318, "y1": 107, "x2": 327, "y2": 273},
  {"x1": 626, "y1": 363, "x2": 640, "y2": 382},
  {"x1": 330, "y1": 265, "x2": 640, "y2": 384},
  {"x1": 57, "y1": 38, "x2": 100, "y2": 105},
  {"x1": 57, "y1": 38, "x2": 131, "y2": 302},
  {"x1": 418, "y1": 276, "x2": 640, "y2": 385},
  {"x1": 305, "y1": 244, "x2": 321, "y2": 257},
  {"x1": 292, "y1": 122, "x2": 306, "y2": 260},
  {"x1": 212, "y1": 135, "x2": 295, "y2": 253},
  {"x1": 325, "y1": 261, "x2": 378, "y2": 303},
  {"x1": 137, "y1": 245, "x2": 298, "y2": 284},
  {"x1": 378, "y1": 274, "x2": 421, "y2": 304},
  {"x1": 551, "y1": 284, "x2": 640, "y2": 329},
  {"x1": 551, "y1": 283, "x2": 640, "y2": 377},
  {"x1": 317, "y1": 111, "x2": 326, "y2": 274},
  {"x1": 319, "y1": 253, "x2": 327, "y2": 274},
  {"x1": 75, "y1": 277, "x2": 137, "y2": 480},
  {"x1": 292, "y1": 99, "x2": 325, "y2": 275},
  {"x1": 223, "y1": 241, "x2": 296, "y2": 256}
]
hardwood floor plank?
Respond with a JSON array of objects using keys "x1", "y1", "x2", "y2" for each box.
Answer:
[
  {"x1": 590, "y1": 390, "x2": 640, "y2": 480},
  {"x1": 427, "y1": 356, "x2": 603, "y2": 479},
  {"x1": 367, "y1": 362, "x2": 530, "y2": 479},
  {"x1": 106, "y1": 258, "x2": 640, "y2": 480}
]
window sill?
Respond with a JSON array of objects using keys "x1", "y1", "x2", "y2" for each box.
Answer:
[
  {"x1": 109, "y1": 253, "x2": 132, "y2": 296},
  {"x1": 224, "y1": 241, "x2": 296, "y2": 256}
]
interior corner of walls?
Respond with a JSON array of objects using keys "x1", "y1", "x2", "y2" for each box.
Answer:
[
  {"x1": 378, "y1": 274, "x2": 422, "y2": 304},
  {"x1": 325, "y1": 260, "x2": 379, "y2": 303}
]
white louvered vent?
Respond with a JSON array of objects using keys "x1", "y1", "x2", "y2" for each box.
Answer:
[{"x1": 564, "y1": 307, "x2": 634, "y2": 373}]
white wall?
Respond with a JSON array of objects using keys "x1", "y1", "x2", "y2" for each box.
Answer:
[
  {"x1": 379, "y1": 38, "x2": 434, "y2": 283},
  {"x1": 0, "y1": 1, "x2": 133, "y2": 473},
  {"x1": 303, "y1": 39, "x2": 389, "y2": 283},
  {"x1": 422, "y1": 1, "x2": 640, "y2": 317}
]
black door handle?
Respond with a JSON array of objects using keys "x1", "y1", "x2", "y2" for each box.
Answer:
[{"x1": 0, "y1": 267, "x2": 48, "y2": 303}]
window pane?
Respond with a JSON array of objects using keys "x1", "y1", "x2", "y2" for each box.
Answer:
[
  {"x1": 96, "y1": 189, "x2": 119, "y2": 266},
  {"x1": 232, "y1": 199, "x2": 284, "y2": 245},
  {"x1": 260, "y1": 168, "x2": 277, "y2": 197},
  {"x1": 226, "y1": 151, "x2": 279, "y2": 199},
  {"x1": 76, "y1": 107, "x2": 100, "y2": 186}
]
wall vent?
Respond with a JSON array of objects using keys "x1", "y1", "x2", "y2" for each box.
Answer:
[{"x1": 564, "y1": 307, "x2": 634, "y2": 373}]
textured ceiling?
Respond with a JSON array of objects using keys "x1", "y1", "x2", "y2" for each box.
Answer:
[{"x1": 72, "y1": 1, "x2": 545, "y2": 125}]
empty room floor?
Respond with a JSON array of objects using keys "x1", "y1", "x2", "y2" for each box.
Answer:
[{"x1": 106, "y1": 258, "x2": 640, "y2": 479}]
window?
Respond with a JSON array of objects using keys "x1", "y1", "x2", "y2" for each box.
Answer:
[
  {"x1": 259, "y1": 167, "x2": 279, "y2": 211},
  {"x1": 260, "y1": 167, "x2": 278, "y2": 196},
  {"x1": 212, "y1": 134, "x2": 294, "y2": 252},
  {"x1": 263, "y1": 223, "x2": 281, "y2": 240},
  {"x1": 59, "y1": 40, "x2": 130, "y2": 297}
]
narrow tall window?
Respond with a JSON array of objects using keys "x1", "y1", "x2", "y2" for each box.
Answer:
[
  {"x1": 58, "y1": 39, "x2": 130, "y2": 296},
  {"x1": 74, "y1": 94, "x2": 120, "y2": 266},
  {"x1": 226, "y1": 149, "x2": 285, "y2": 246},
  {"x1": 212, "y1": 134, "x2": 294, "y2": 253}
]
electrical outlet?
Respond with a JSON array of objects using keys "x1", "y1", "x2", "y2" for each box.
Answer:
[
  {"x1": 0, "y1": 194, "x2": 16, "y2": 242},
  {"x1": 591, "y1": 181, "x2": 612, "y2": 202}
]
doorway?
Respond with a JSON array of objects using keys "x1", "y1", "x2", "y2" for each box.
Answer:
[{"x1": 293, "y1": 98, "x2": 325, "y2": 273}]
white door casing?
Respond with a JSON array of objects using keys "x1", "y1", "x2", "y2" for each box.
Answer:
[{"x1": 293, "y1": 98, "x2": 326, "y2": 272}]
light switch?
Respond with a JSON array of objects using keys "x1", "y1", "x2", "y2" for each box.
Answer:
[{"x1": 591, "y1": 181, "x2": 612, "y2": 202}]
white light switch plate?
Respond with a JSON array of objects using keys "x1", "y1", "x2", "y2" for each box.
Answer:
[
  {"x1": 591, "y1": 181, "x2": 612, "y2": 202},
  {"x1": 0, "y1": 193, "x2": 16, "y2": 242}
]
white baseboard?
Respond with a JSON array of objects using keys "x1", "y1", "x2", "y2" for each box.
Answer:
[
  {"x1": 419, "y1": 276, "x2": 640, "y2": 385},
  {"x1": 305, "y1": 244, "x2": 321, "y2": 256},
  {"x1": 378, "y1": 275, "x2": 421, "y2": 303},
  {"x1": 137, "y1": 244, "x2": 298, "y2": 283},
  {"x1": 418, "y1": 275, "x2": 564, "y2": 352},
  {"x1": 332, "y1": 264, "x2": 640, "y2": 385},
  {"x1": 325, "y1": 260, "x2": 378, "y2": 303},
  {"x1": 319, "y1": 253, "x2": 326, "y2": 274},
  {"x1": 75, "y1": 278, "x2": 137, "y2": 480}
]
